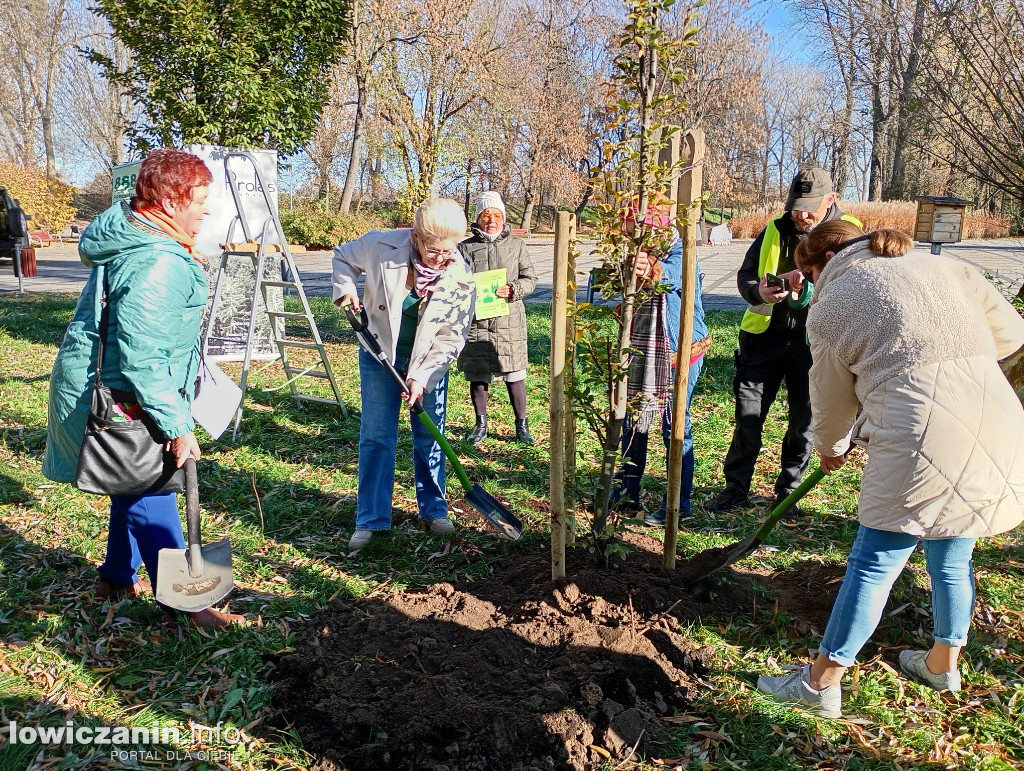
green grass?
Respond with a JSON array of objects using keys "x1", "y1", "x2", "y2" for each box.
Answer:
[{"x1": 1, "y1": 293, "x2": 1022, "y2": 769}]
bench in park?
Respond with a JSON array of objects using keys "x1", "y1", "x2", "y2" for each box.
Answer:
[{"x1": 29, "y1": 230, "x2": 62, "y2": 247}]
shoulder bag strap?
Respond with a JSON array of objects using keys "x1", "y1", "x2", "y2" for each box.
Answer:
[{"x1": 94, "y1": 267, "x2": 109, "y2": 389}]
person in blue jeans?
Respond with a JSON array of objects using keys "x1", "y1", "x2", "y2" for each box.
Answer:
[
  {"x1": 611, "y1": 195, "x2": 711, "y2": 526},
  {"x1": 332, "y1": 198, "x2": 476, "y2": 554},
  {"x1": 757, "y1": 223, "x2": 1024, "y2": 718}
]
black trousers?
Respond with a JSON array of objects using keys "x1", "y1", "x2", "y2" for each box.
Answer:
[{"x1": 721, "y1": 330, "x2": 813, "y2": 496}]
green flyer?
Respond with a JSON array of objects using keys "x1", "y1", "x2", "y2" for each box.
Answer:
[{"x1": 473, "y1": 268, "x2": 509, "y2": 320}]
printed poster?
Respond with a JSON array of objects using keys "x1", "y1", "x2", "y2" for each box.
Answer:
[
  {"x1": 473, "y1": 268, "x2": 508, "y2": 320},
  {"x1": 189, "y1": 145, "x2": 284, "y2": 361}
]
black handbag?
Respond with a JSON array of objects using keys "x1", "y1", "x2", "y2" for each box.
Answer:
[{"x1": 73, "y1": 270, "x2": 185, "y2": 496}]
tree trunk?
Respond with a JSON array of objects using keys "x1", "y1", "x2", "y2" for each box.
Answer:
[
  {"x1": 884, "y1": 0, "x2": 927, "y2": 200},
  {"x1": 536, "y1": 186, "x2": 548, "y2": 231},
  {"x1": 340, "y1": 73, "x2": 366, "y2": 214},
  {"x1": 833, "y1": 61, "x2": 855, "y2": 197},
  {"x1": 521, "y1": 188, "x2": 535, "y2": 229},
  {"x1": 868, "y1": 81, "x2": 887, "y2": 202}
]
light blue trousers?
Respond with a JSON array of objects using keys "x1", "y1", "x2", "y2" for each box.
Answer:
[{"x1": 820, "y1": 524, "x2": 977, "y2": 666}]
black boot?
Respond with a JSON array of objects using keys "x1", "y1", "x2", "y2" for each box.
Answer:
[
  {"x1": 467, "y1": 415, "x2": 488, "y2": 445},
  {"x1": 515, "y1": 418, "x2": 534, "y2": 446}
]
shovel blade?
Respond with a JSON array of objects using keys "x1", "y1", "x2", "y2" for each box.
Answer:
[
  {"x1": 681, "y1": 536, "x2": 760, "y2": 586},
  {"x1": 155, "y1": 539, "x2": 234, "y2": 612},
  {"x1": 466, "y1": 485, "x2": 523, "y2": 540}
]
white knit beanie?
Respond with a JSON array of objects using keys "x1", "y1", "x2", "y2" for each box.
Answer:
[{"x1": 474, "y1": 191, "x2": 506, "y2": 221}]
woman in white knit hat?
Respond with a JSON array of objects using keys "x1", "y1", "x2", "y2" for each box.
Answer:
[{"x1": 457, "y1": 191, "x2": 538, "y2": 445}]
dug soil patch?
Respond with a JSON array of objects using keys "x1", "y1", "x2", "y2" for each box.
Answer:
[{"x1": 271, "y1": 533, "x2": 780, "y2": 770}]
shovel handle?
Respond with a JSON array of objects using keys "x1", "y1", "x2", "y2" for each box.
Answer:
[
  {"x1": 344, "y1": 304, "x2": 474, "y2": 493},
  {"x1": 184, "y1": 456, "x2": 201, "y2": 548},
  {"x1": 184, "y1": 456, "x2": 204, "y2": 579},
  {"x1": 344, "y1": 305, "x2": 415, "y2": 399},
  {"x1": 752, "y1": 466, "x2": 826, "y2": 542}
]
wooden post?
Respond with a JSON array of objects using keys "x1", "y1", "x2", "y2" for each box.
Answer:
[
  {"x1": 565, "y1": 236, "x2": 577, "y2": 544},
  {"x1": 664, "y1": 128, "x2": 705, "y2": 570},
  {"x1": 551, "y1": 211, "x2": 575, "y2": 579}
]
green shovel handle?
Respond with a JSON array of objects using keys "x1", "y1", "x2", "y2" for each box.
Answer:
[
  {"x1": 413, "y1": 410, "x2": 473, "y2": 493},
  {"x1": 752, "y1": 466, "x2": 826, "y2": 542},
  {"x1": 344, "y1": 305, "x2": 474, "y2": 494}
]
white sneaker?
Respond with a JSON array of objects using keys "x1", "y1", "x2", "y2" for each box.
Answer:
[
  {"x1": 899, "y1": 649, "x2": 962, "y2": 691},
  {"x1": 419, "y1": 517, "x2": 456, "y2": 534},
  {"x1": 756, "y1": 664, "x2": 842, "y2": 719},
  {"x1": 348, "y1": 529, "x2": 374, "y2": 555}
]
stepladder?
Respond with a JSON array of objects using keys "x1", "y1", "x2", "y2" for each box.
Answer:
[{"x1": 202, "y1": 151, "x2": 348, "y2": 441}]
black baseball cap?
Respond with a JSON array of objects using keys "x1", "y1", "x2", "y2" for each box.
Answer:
[{"x1": 786, "y1": 167, "x2": 834, "y2": 212}]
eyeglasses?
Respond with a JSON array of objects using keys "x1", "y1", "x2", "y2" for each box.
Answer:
[{"x1": 422, "y1": 247, "x2": 453, "y2": 260}]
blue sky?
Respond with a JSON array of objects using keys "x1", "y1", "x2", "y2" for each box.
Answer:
[{"x1": 759, "y1": 1, "x2": 814, "y2": 63}]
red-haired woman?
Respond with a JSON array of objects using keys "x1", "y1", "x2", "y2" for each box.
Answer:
[{"x1": 43, "y1": 148, "x2": 242, "y2": 628}]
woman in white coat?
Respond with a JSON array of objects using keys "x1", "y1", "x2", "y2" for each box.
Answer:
[
  {"x1": 758, "y1": 221, "x2": 1024, "y2": 718},
  {"x1": 332, "y1": 198, "x2": 475, "y2": 554}
]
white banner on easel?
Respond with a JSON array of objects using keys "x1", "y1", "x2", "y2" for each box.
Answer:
[{"x1": 189, "y1": 145, "x2": 284, "y2": 361}]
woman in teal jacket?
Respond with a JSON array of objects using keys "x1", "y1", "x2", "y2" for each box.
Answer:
[{"x1": 43, "y1": 148, "x2": 240, "y2": 628}]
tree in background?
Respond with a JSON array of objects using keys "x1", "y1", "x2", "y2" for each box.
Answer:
[
  {"x1": 919, "y1": 0, "x2": 1024, "y2": 205},
  {"x1": 88, "y1": 0, "x2": 350, "y2": 156},
  {"x1": 0, "y1": 161, "x2": 76, "y2": 230},
  {"x1": 62, "y1": 10, "x2": 139, "y2": 175},
  {"x1": 0, "y1": 0, "x2": 77, "y2": 178}
]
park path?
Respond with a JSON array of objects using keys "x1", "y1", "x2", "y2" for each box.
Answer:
[{"x1": 3, "y1": 237, "x2": 1023, "y2": 309}]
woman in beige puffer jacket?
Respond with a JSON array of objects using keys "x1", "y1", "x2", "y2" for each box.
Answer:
[{"x1": 756, "y1": 221, "x2": 1024, "y2": 719}]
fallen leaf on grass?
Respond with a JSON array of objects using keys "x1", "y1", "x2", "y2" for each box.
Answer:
[{"x1": 694, "y1": 730, "x2": 731, "y2": 743}]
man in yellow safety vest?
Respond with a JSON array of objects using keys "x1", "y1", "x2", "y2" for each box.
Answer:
[{"x1": 708, "y1": 167, "x2": 862, "y2": 516}]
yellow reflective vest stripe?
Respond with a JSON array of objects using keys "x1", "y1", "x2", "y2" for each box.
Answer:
[{"x1": 739, "y1": 213, "x2": 864, "y2": 334}]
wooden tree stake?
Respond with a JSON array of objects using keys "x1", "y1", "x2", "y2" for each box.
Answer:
[
  {"x1": 551, "y1": 211, "x2": 576, "y2": 579},
  {"x1": 664, "y1": 128, "x2": 705, "y2": 570}
]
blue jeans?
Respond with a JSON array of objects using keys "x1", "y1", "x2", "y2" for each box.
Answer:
[
  {"x1": 99, "y1": 491, "x2": 185, "y2": 609},
  {"x1": 356, "y1": 348, "x2": 448, "y2": 530},
  {"x1": 820, "y1": 525, "x2": 977, "y2": 666},
  {"x1": 614, "y1": 358, "x2": 703, "y2": 516}
]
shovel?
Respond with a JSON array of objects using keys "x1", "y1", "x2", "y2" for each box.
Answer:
[
  {"x1": 156, "y1": 457, "x2": 234, "y2": 611},
  {"x1": 681, "y1": 467, "x2": 826, "y2": 586},
  {"x1": 344, "y1": 305, "x2": 523, "y2": 540}
]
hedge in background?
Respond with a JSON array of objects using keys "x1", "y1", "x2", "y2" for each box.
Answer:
[
  {"x1": 280, "y1": 207, "x2": 391, "y2": 249},
  {"x1": 728, "y1": 200, "x2": 1012, "y2": 240},
  {"x1": 0, "y1": 163, "x2": 76, "y2": 232}
]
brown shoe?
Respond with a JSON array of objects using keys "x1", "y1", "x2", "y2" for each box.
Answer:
[
  {"x1": 188, "y1": 608, "x2": 244, "y2": 629},
  {"x1": 95, "y1": 577, "x2": 152, "y2": 600}
]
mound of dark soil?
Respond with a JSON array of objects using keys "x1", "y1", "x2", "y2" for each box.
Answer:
[{"x1": 270, "y1": 534, "x2": 839, "y2": 770}]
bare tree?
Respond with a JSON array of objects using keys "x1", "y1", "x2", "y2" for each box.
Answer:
[
  {"x1": 0, "y1": 0, "x2": 77, "y2": 177},
  {"x1": 61, "y1": 9, "x2": 137, "y2": 173},
  {"x1": 918, "y1": 0, "x2": 1024, "y2": 203}
]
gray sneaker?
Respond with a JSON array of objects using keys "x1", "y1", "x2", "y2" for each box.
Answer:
[
  {"x1": 756, "y1": 664, "x2": 842, "y2": 719},
  {"x1": 898, "y1": 649, "x2": 962, "y2": 692},
  {"x1": 348, "y1": 529, "x2": 374, "y2": 555},
  {"x1": 420, "y1": 517, "x2": 456, "y2": 534}
]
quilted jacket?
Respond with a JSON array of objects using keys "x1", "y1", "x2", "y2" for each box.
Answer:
[
  {"x1": 331, "y1": 228, "x2": 476, "y2": 391},
  {"x1": 456, "y1": 225, "x2": 537, "y2": 374},
  {"x1": 43, "y1": 202, "x2": 208, "y2": 483},
  {"x1": 807, "y1": 241, "x2": 1024, "y2": 538}
]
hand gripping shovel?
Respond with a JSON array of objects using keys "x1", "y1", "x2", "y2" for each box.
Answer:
[
  {"x1": 156, "y1": 457, "x2": 234, "y2": 611},
  {"x1": 682, "y1": 467, "x2": 826, "y2": 586},
  {"x1": 345, "y1": 305, "x2": 523, "y2": 540}
]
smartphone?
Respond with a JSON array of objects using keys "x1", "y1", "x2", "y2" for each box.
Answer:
[{"x1": 765, "y1": 272, "x2": 791, "y2": 292}]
